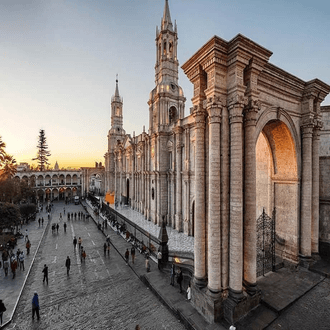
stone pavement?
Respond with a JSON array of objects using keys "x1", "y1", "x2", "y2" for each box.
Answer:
[
  {"x1": 108, "y1": 203, "x2": 194, "y2": 254},
  {"x1": 2, "y1": 199, "x2": 330, "y2": 330},
  {"x1": 0, "y1": 207, "x2": 50, "y2": 327}
]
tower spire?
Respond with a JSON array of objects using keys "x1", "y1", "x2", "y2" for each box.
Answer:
[{"x1": 161, "y1": 0, "x2": 173, "y2": 31}]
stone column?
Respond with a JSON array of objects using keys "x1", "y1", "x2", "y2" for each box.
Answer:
[
  {"x1": 243, "y1": 100, "x2": 259, "y2": 295},
  {"x1": 207, "y1": 98, "x2": 222, "y2": 294},
  {"x1": 131, "y1": 151, "x2": 135, "y2": 209},
  {"x1": 312, "y1": 122, "x2": 321, "y2": 254},
  {"x1": 300, "y1": 118, "x2": 314, "y2": 258},
  {"x1": 221, "y1": 105, "x2": 230, "y2": 291},
  {"x1": 175, "y1": 127, "x2": 183, "y2": 231},
  {"x1": 228, "y1": 101, "x2": 244, "y2": 300},
  {"x1": 193, "y1": 107, "x2": 207, "y2": 287}
]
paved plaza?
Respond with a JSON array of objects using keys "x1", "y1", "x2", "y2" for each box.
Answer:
[{"x1": 1, "y1": 200, "x2": 330, "y2": 329}]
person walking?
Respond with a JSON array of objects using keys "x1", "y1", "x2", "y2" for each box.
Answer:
[
  {"x1": 73, "y1": 237, "x2": 77, "y2": 250},
  {"x1": 3, "y1": 259, "x2": 9, "y2": 276},
  {"x1": 0, "y1": 299, "x2": 6, "y2": 325},
  {"x1": 78, "y1": 237, "x2": 82, "y2": 251},
  {"x1": 19, "y1": 251, "x2": 25, "y2": 271},
  {"x1": 107, "y1": 242, "x2": 111, "y2": 256},
  {"x1": 157, "y1": 249, "x2": 162, "y2": 270},
  {"x1": 145, "y1": 256, "x2": 150, "y2": 272},
  {"x1": 177, "y1": 267, "x2": 183, "y2": 293},
  {"x1": 187, "y1": 282, "x2": 191, "y2": 301},
  {"x1": 103, "y1": 243, "x2": 107, "y2": 256},
  {"x1": 42, "y1": 217, "x2": 44, "y2": 226},
  {"x1": 65, "y1": 256, "x2": 71, "y2": 275},
  {"x1": 38, "y1": 218, "x2": 41, "y2": 227},
  {"x1": 56, "y1": 223, "x2": 59, "y2": 233},
  {"x1": 42, "y1": 264, "x2": 48, "y2": 285},
  {"x1": 32, "y1": 292, "x2": 40, "y2": 320},
  {"x1": 25, "y1": 229, "x2": 28, "y2": 242},
  {"x1": 11, "y1": 257, "x2": 17, "y2": 279},
  {"x1": 125, "y1": 249, "x2": 129, "y2": 265},
  {"x1": 63, "y1": 222, "x2": 67, "y2": 233},
  {"x1": 170, "y1": 264, "x2": 175, "y2": 286},
  {"x1": 131, "y1": 246, "x2": 135, "y2": 264},
  {"x1": 26, "y1": 240, "x2": 31, "y2": 255},
  {"x1": 81, "y1": 250, "x2": 86, "y2": 263}
]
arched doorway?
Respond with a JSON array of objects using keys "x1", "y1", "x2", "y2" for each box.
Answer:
[{"x1": 256, "y1": 120, "x2": 298, "y2": 263}]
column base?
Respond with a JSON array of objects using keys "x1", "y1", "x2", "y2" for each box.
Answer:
[
  {"x1": 223, "y1": 288, "x2": 261, "y2": 324},
  {"x1": 194, "y1": 276, "x2": 207, "y2": 289},
  {"x1": 191, "y1": 281, "x2": 223, "y2": 323},
  {"x1": 243, "y1": 280, "x2": 259, "y2": 296},
  {"x1": 299, "y1": 254, "x2": 314, "y2": 268}
]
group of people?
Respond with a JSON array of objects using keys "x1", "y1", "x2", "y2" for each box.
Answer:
[
  {"x1": 67, "y1": 211, "x2": 86, "y2": 221},
  {"x1": 72, "y1": 236, "x2": 87, "y2": 263},
  {"x1": 1, "y1": 247, "x2": 26, "y2": 279}
]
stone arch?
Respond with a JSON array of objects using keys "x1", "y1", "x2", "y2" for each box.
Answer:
[
  {"x1": 256, "y1": 117, "x2": 299, "y2": 263},
  {"x1": 66, "y1": 174, "x2": 71, "y2": 185},
  {"x1": 45, "y1": 174, "x2": 51, "y2": 186},
  {"x1": 169, "y1": 106, "x2": 177, "y2": 124}
]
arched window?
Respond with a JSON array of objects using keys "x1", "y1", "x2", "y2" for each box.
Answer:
[
  {"x1": 169, "y1": 106, "x2": 177, "y2": 123},
  {"x1": 163, "y1": 41, "x2": 167, "y2": 56},
  {"x1": 169, "y1": 42, "x2": 173, "y2": 58}
]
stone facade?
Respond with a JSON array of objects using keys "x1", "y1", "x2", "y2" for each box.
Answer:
[
  {"x1": 319, "y1": 106, "x2": 330, "y2": 257},
  {"x1": 104, "y1": 0, "x2": 330, "y2": 324}
]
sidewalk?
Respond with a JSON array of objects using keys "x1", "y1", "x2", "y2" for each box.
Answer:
[
  {"x1": 83, "y1": 200, "x2": 227, "y2": 330},
  {"x1": 0, "y1": 208, "x2": 50, "y2": 328}
]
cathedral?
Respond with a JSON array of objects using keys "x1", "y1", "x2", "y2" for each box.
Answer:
[{"x1": 104, "y1": 0, "x2": 330, "y2": 324}]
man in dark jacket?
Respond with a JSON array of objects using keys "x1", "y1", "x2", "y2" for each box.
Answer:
[
  {"x1": 32, "y1": 292, "x2": 40, "y2": 320},
  {"x1": 65, "y1": 256, "x2": 71, "y2": 275},
  {"x1": 0, "y1": 299, "x2": 6, "y2": 325},
  {"x1": 42, "y1": 264, "x2": 48, "y2": 284}
]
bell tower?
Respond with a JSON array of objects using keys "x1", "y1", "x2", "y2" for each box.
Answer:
[{"x1": 149, "y1": 0, "x2": 185, "y2": 133}]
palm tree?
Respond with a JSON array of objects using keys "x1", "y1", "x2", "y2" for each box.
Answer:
[{"x1": 0, "y1": 136, "x2": 17, "y2": 180}]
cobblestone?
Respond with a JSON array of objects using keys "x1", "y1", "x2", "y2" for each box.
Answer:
[{"x1": 4, "y1": 202, "x2": 186, "y2": 330}]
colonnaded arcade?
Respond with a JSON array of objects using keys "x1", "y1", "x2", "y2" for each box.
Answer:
[{"x1": 104, "y1": 0, "x2": 330, "y2": 323}]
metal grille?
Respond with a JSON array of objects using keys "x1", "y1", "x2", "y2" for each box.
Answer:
[{"x1": 256, "y1": 208, "x2": 276, "y2": 277}]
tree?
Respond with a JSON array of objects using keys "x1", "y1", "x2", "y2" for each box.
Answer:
[
  {"x1": 19, "y1": 203, "x2": 37, "y2": 223},
  {"x1": 0, "y1": 202, "x2": 20, "y2": 231},
  {"x1": 0, "y1": 136, "x2": 17, "y2": 180},
  {"x1": 32, "y1": 129, "x2": 51, "y2": 171}
]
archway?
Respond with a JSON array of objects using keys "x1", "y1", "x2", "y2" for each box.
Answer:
[{"x1": 256, "y1": 120, "x2": 298, "y2": 263}]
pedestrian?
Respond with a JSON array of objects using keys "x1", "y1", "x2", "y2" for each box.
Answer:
[
  {"x1": 187, "y1": 282, "x2": 191, "y2": 301},
  {"x1": 125, "y1": 248, "x2": 129, "y2": 265},
  {"x1": 177, "y1": 267, "x2": 183, "y2": 293},
  {"x1": 67, "y1": 212, "x2": 70, "y2": 221},
  {"x1": 32, "y1": 292, "x2": 40, "y2": 320},
  {"x1": 59, "y1": 213, "x2": 62, "y2": 221},
  {"x1": 131, "y1": 246, "x2": 135, "y2": 264},
  {"x1": 42, "y1": 264, "x2": 48, "y2": 284},
  {"x1": 103, "y1": 243, "x2": 107, "y2": 256},
  {"x1": 145, "y1": 256, "x2": 150, "y2": 272},
  {"x1": 63, "y1": 207, "x2": 65, "y2": 215},
  {"x1": 38, "y1": 218, "x2": 41, "y2": 227},
  {"x1": 25, "y1": 229, "x2": 28, "y2": 241},
  {"x1": 3, "y1": 259, "x2": 9, "y2": 276},
  {"x1": 26, "y1": 240, "x2": 31, "y2": 255},
  {"x1": 65, "y1": 256, "x2": 71, "y2": 275},
  {"x1": 56, "y1": 223, "x2": 59, "y2": 233},
  {"x1": 157, "y1": 249, "x2": 162, "y2": 270},
  {"x1": 106, "y1": 234, "x2": 110, "y2": 244},
  {"x1": 73, "y1": 237, "x2": 77, "y2": 250},
  {"x1": 64, "y1": 222, "x2": 67, "y2": 233},
  {"x1": 11, "y1": 258, "x2": 17, "y2": 279},
  {"x1": 0, "y1": 299, "x2": 6, "y2": 325},
  {"x1": 107, "y1": 242, "x2": 111, "y2": 256},
  {"x1": 135, "y1": 326, "x2": 140, "y2": 330},
  {"x1": 19, "y1": 251, "x2": 25, "y2": 271},
  {"x1": 81, "y1": 250, "x2": 86, "y2": 263},
  {"x1": 78, "y1": 237, "x2": 82, "y2": 251},
  {"x1": 170, "y1": 264, "x2": 175, "y2": 286},
  {"x1": 42, "y1": 217, "x2": 44, "y2": 226}
]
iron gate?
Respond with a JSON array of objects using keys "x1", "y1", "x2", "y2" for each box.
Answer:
[{"x1": 256, "y1": 208, "x2": 276, "y2": 277}]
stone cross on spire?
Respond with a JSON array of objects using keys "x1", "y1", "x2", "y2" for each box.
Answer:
[{"x1": 161, "y1": 0, "x2": 173, "y2": 31}]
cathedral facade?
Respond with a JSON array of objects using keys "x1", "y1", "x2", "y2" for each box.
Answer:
[{"x1": 105, "y1": 0, "x2": 330, "y2": 323}]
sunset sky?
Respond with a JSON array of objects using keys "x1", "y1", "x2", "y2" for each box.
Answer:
[{"x1": 1, "y1": 0, "x2": 330, "y2": 168}]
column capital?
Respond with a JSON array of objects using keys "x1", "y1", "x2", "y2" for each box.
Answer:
[
  {"x1": 193, "y1": 105, "x2": 206, "y2": 129},
  {"x1": 205, "y1": 96, "x2": 222, "y2": 124},
  {"x1": 244, "y1": 99, "x2": 260, "y2": 126},
  {"x1": 301, "y1": 116, "x2": 314, "y2": 138}
]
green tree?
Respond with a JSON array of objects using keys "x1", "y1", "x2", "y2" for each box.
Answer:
[
  {"x1": 19, "y1": 203, "x2": 37, "y2": 223},
  {"x1": 0, "y1": 136, "x2": 17, "y2": 180},
  {"x1": 32, "y1": 129, "x2": 51, "y2": 171},
  {"x1": 0, "y1": 202, "x2": 20, "y2": 231}
]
